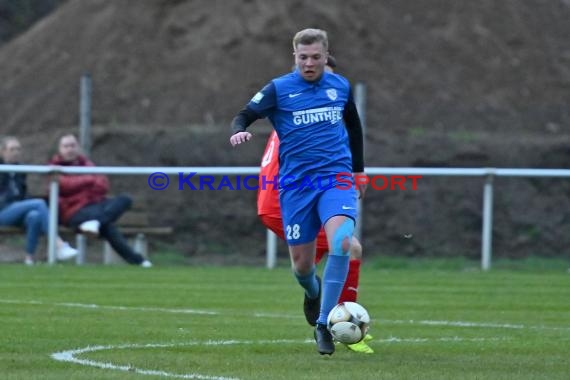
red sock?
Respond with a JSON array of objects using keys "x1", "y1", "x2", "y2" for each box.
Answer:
[{"x1": 339, "y1": 259, "x2": 361, "y2": 303}]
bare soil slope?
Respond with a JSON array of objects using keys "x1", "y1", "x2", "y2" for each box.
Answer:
[{"x1": 1, "y1": 0, "x2": 569, "y2": 261}]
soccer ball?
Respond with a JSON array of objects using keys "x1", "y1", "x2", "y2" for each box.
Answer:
[{"x1": 326, "y1": 302, "x2": 370, "y2": 344}]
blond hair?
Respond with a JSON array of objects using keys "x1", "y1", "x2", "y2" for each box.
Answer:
[
  {"x1": 292, "y1": 28, "x2": 329, "y2": 51},
  {"x1": 0, "y1": 136, "x2": 19, "y2": 150}
]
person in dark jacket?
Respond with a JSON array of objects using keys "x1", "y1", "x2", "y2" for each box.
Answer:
[
  {"x1": 48, "y1": 134, "x2": 152, "y2": 267},
  {"x1": 0, "y1": 136, "x2": 78, "y2": 265}
]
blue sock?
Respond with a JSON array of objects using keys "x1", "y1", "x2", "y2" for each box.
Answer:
[
  {"x1": 317, "y1": 254, "x2": 349, "y2": 325},
  {"x1": 294, "y1": 266, "x2": 320, "y2": 299}
]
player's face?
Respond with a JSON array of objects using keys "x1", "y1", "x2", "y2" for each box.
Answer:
[{"x1": 294, "y1": 42, "x2": 328, "y2": 82}]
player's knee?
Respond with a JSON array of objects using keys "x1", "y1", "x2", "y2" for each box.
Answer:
[
  {"x1": 331, "y1": 219, "x2": 354, "y2": 256},
  {"x1": 292, "y1": 259, "x2": 312, "y2": 276},
  {"x1": 349, "y1": 237, "x2": 362, "y2": 260},
  {"x1": 290, "y1": 247, "x2": 313, "y2": 274}
]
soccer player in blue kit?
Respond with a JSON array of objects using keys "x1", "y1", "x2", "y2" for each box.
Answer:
[{"x1": 230, "y1": 28, "x2": 366, "y2": 355}]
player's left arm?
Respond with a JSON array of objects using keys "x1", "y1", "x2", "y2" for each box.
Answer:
[{"x1": 343, "y1": 88, "x2": 367, "y2": 199}]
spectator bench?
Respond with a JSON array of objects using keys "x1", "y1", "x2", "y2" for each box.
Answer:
[{"x1": 0, "y1": 210, "x2": 173, "y2": 264}]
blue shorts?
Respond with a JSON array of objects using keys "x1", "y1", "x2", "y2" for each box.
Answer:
[{"x1": 279, "y1": 179, "x2": 357, "y2": 245}]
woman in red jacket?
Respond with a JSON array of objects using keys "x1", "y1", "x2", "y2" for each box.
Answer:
[{"x1": 49, "y1": 134, "x2": 151, "y2": 267}]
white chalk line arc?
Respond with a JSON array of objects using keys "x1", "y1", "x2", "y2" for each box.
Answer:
[{"x1": 51, "y1": 337, "x2": 511, "y2": 380}]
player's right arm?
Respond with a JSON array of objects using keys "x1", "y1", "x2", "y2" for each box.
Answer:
[{"x1": 229, "y1": 82, "x2": 277, "y2": 146}]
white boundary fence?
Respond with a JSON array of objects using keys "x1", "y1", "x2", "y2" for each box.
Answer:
[{"x1": 1, "y1": 164, "x2": 569, "y2": 270}]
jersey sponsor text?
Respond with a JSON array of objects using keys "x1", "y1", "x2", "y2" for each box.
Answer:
[{"x1": 292, "y1": 106, "x2": 343, "y2": 126}]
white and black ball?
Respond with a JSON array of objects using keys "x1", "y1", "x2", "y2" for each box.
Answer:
[{"x1": 326, "y1": 302, "x2": 370, "y2": 344}]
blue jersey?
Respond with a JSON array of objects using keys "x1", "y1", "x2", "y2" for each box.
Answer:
[{"x1": 246, "y1": 70, "x2": 353, "y2": 184}]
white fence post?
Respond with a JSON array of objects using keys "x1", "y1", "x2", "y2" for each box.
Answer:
[
  {"x1": 47, "y1": 175, "x2": 59, "y2": 264},
  {"x1": 266, "y1": 229, "x2": 277, "y2": 269},
  {"x1": 75, "y1": 234, "x2": 87, "y2": 265},
  {"x1": 481, "y1": 174, "x2": 494, "y2": 271},
  {"x1": 79, "y1": 73, "x2": 92, "y2": 157}
]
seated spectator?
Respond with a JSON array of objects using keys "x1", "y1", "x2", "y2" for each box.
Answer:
[
  {"x1": 48, "y1": 134, "x2": 152, "y2": 267},
  {"x1": 0, "y1": 136, "x2": 78, "y2": 265}
]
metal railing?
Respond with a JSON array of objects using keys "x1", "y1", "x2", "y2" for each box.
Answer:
[{"x1": 1, "y1": 164, "x2": 569, "y2": 270}]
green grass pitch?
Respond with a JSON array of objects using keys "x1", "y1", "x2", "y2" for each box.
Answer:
[{"x1": 0, "y1": 262, "x2": 568, "y2": 379}]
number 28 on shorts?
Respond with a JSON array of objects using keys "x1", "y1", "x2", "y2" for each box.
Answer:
[{"x1": 286, "y1": 224, "x2": 301, "y2": 240}]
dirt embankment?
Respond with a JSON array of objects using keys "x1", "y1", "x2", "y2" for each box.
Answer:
[{"x1": 0, "y1": 1, "x2": 569, "y2": 261}]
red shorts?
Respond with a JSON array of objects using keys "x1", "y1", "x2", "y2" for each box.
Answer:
[{"x1": 259, "y1": 214, "x2": 329, "y2": 264}]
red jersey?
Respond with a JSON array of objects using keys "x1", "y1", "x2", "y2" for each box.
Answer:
[{"x1": 257, "y1": 131, "x2": 281, "y2": 216}]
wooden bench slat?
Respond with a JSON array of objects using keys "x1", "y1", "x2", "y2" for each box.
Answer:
[
  {"x1": 116, "y1": 226, "x2": 174, "y2": 235},
  {"x1": 0, "y1": 226, "x2": 23, "y2": 233},
  {"x1": 0, "y1": 226, "x2": 173, "y2": 235},
  {"x1": 116, "y1": 211, "x2": 150, "y2": 227}
]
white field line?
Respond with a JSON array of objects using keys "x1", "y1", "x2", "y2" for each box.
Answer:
[
  {"x1": 2, "y1": 298, "x2": 569, "y2": 331},
  {"x1": 253, "y1": 311, "x2": 570, "y2": 331},
  {"x1": 390, "y1": 319, "x2": 570, "y2": 331},
  {"x1": 0, "y1": 299, "x2": 218, "y2": 315},
  {"x1": 51, "y1": 337, "x2": 511, "y2": 379}
]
